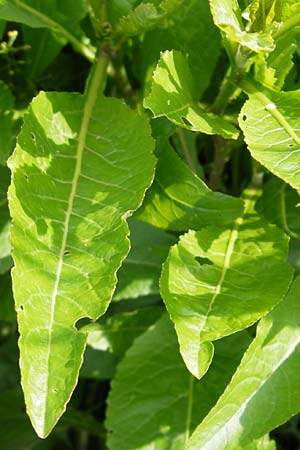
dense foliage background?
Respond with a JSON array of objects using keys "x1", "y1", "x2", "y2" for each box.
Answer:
[{"x1": 1, "y1": 0, "x2": 300, "y2": 449}]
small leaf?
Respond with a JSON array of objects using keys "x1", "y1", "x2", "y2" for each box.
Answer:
[
  {"x1": 8, "y1": 67, "x2": 155, "y2": 436},
  {"x1": 209, "y1": 0, "x2": 274, "y2": 52},
  {"x1": 239, "y1": 84, "x2": 300, "y2": 190},
  {"x1": 137, "y1": 139, "x2": 244, "y2": 231},
  {"x1": 160, "y1": 189, "x2": 293, "y2": 378},
  {"x1": 187, "y1": 277, "x2": 300, "y2": 450},
  {"x1": 106, "y1": 314, "x2": 251, "y2": 450},
  {"x1": 117, "y1": 0, "x2": 183, "y2": 36},
  {"x1": 144, "y1": 50, "x2": 239, "y2": 139}
]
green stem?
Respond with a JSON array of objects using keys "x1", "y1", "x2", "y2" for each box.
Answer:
[
  {"x1": 178, "y1": 128, "x2": 196, "y2": 172},
  {"x1": 14, "y1": 0, "x2": 96, "y2": 62},
  {"x1": 209, "y1": 68, "x2": 243, "y2": 190}
]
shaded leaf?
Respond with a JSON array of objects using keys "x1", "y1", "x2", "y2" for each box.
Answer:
[
  {"x1": 187, "y1": 277, "x2": 300, "y2": 450},
  {"x1": 160, "y1": 189, "x2": 293, "y2": 378},
  {"x1": 139, "y1": 0, "x2": 221, "y2": 99},
  {"x1": 256, "y1": 176, "x2": 300, "y2": 238},
  {"x1": 81, "y1": 306, "x2": 162, "y2": 379},
  {"x1": 106, "y1": 314, "x2": 251, "y2": 450},
  {"x1": 22, "y1": 26, "x2": 65, "y2": 79},
  {"x1": 0, "y1": 387, "x2": 104, "y2": 450},
  {"x1": 0, "y1": 166, "x2": 12, "y2": 274},
  {"x1": 8, "y1": 63, "x2": 155, "y2": 437},
  {"x1": 114, "y1": 219, "x2": 176, "y2": 300},
  {"x1": 0, "y1": 0, "x2": 95, "y2": 61},
  {"x1": 240, "y1": 83, "x2": 300, "y2": 191},
  {"x1": 137, "y1": 139, "x2": 244, "y2": 231},
  {"x1": 0, "y1": 81, "x2": 15, "y2": 165},
  {"x1": 144, "y1": 50, "x2": 239, "y2": 139}
]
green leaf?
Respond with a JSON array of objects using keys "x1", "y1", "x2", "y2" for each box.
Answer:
[
  {"x1": 187, "y1": 277, "x2": 300, "y2": 450},
  {"x1": 81, "y1": 306, "x2": 163, "y2": 379},
  {"x1": 160, "y1": 189, "x2": 293, "y2": 379},
  {"x1": 0, "y1": 336, "x2": 19, "y2": 392},
  {"x1": 144, "y1": 50, "x2": 239, "y2": 139},
  {"x1": 254, "y1": 32, "x2": 297, "y2": 89},
  {"x1": 117, "y1": 0, "x2": 183, "y2": 36},
  {"x1": 0, "y1": 387, "x2": 104, "y2": 450},
  {"x1": 0, "y1": 166, "x2": 12, "y2": 274},
  {"x1": 239, "y1": 83, "x2": 300, "y2": 191},
  {"x1": 0, "y1": 19, "x2": 5, "y2": 39},
  {"x1": 114, "y1": 219, "x2": 176, "y2": 300},
  {"x1": 106, "y1": 314, "x2": 251, "y2": 450},
  {"x1": 8, "y1": 57, "x2": 156, "y2": 437},
  {"x1": 256, "y1": 176, "x2": 300, "y2": 239},
  {"x1": 0, "y1": 273, "x2": 15, "y2": 322},
  {"x1": 0, "y1": 81, "x2": 15, "y2": 165},
  {"x1": 246, "y1": 435, "x2": 276, "y2": 450},
  {"x1": 0, "y1": 0, "x2": 95, "y2": 61},
  {"x1": 137, "y1": 139, "x2": 244, "y2": 231},
  {"x1": 139, "y1": 0, "x2": 221, "y2": 99},
  {"x1": 22, "y1": 26, "x2": 65, "y2": 79},
  {"x1": 208, "y1": 0, "x2": 274, "y2": 52}
]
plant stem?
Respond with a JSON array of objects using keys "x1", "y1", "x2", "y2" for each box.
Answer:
[
  {"x1": 209, "y1": 68, "x2": 242, "y2": 190},
  {"x1": 178, "y1": 128, "x2": 196, "y2": 172}
]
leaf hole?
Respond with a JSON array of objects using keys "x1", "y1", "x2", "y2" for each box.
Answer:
[
  {"x1": 195, "y1": 256, "x2": 213, "y2": 266},
  {"x1": 24, "y1": 174, "x2": 28, "y2": 180},
  {"x1": 181, "y1": 117, "x2": 193, "y2": 127},
  {"x1": 19, "y1": 305, "x2": 24, "y2": 311},
  {"x1": 30, "y1": 132, "x2": 36, "y2": 142},
  {"x1": 52, "y1": 388, "x2": 58, "y2": 394},
  {"x1": 64, "y1": 250, "x2": 71, "y2": 256},
  {"x1": 288, "y1": 143, "x2": 294, "y2": 147},
  {"x1": 242, "y1": 115, "x2": 247, "y2": 121}
]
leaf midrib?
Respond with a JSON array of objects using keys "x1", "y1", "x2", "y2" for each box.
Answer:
[
  {"x1": 42, "y1": 52, "x2": 108, "y2": 433},
  {"x1": 198, "y1": 196, "x2": 251, "y2": 342}
]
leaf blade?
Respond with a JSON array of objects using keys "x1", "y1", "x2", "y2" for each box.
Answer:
[
  {"x1": 8, "y1": 57, "x2": 156, "y2": 437},
  {"x1": 187, "y1": 277, "x2": 300, "y2": 450}
]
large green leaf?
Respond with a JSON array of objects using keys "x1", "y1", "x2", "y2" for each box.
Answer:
[
  {"x1": 0, "y1": 81, "x2": 15, "y2": 165},
  {"x1": 239, "y1": 83, "x2": 300, "y2": 191},
  {"x1": 256, "y1": 176, "x2": 300, "y2": 238},
  {"x1": 187, "y1": 277, "x2": 300, "y2": 450},
  {"x1": 160, "y1": 189, "x2": 293, "y2": 379},
  {"x1": 114, "y1": 218, "x2": 176, "y2": 300},
  {"x1": 8, "y1": 56, "x2": 156, "y2": 438},
  {"x1": 106, "y1": 314, "x2": 251, "y2": 450},
  {"x1": 208, "y1": 0, "x2": 274, "y2": 53},
  {"x1": 144, "y1": 50, "x2": 239, "y2": 139},
  {"x1": 137, "y1": 139, "x2": 244, "y2": 231},
  {"x1": 0, "y1": 0, "x2": 94, "y2": 61}
]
